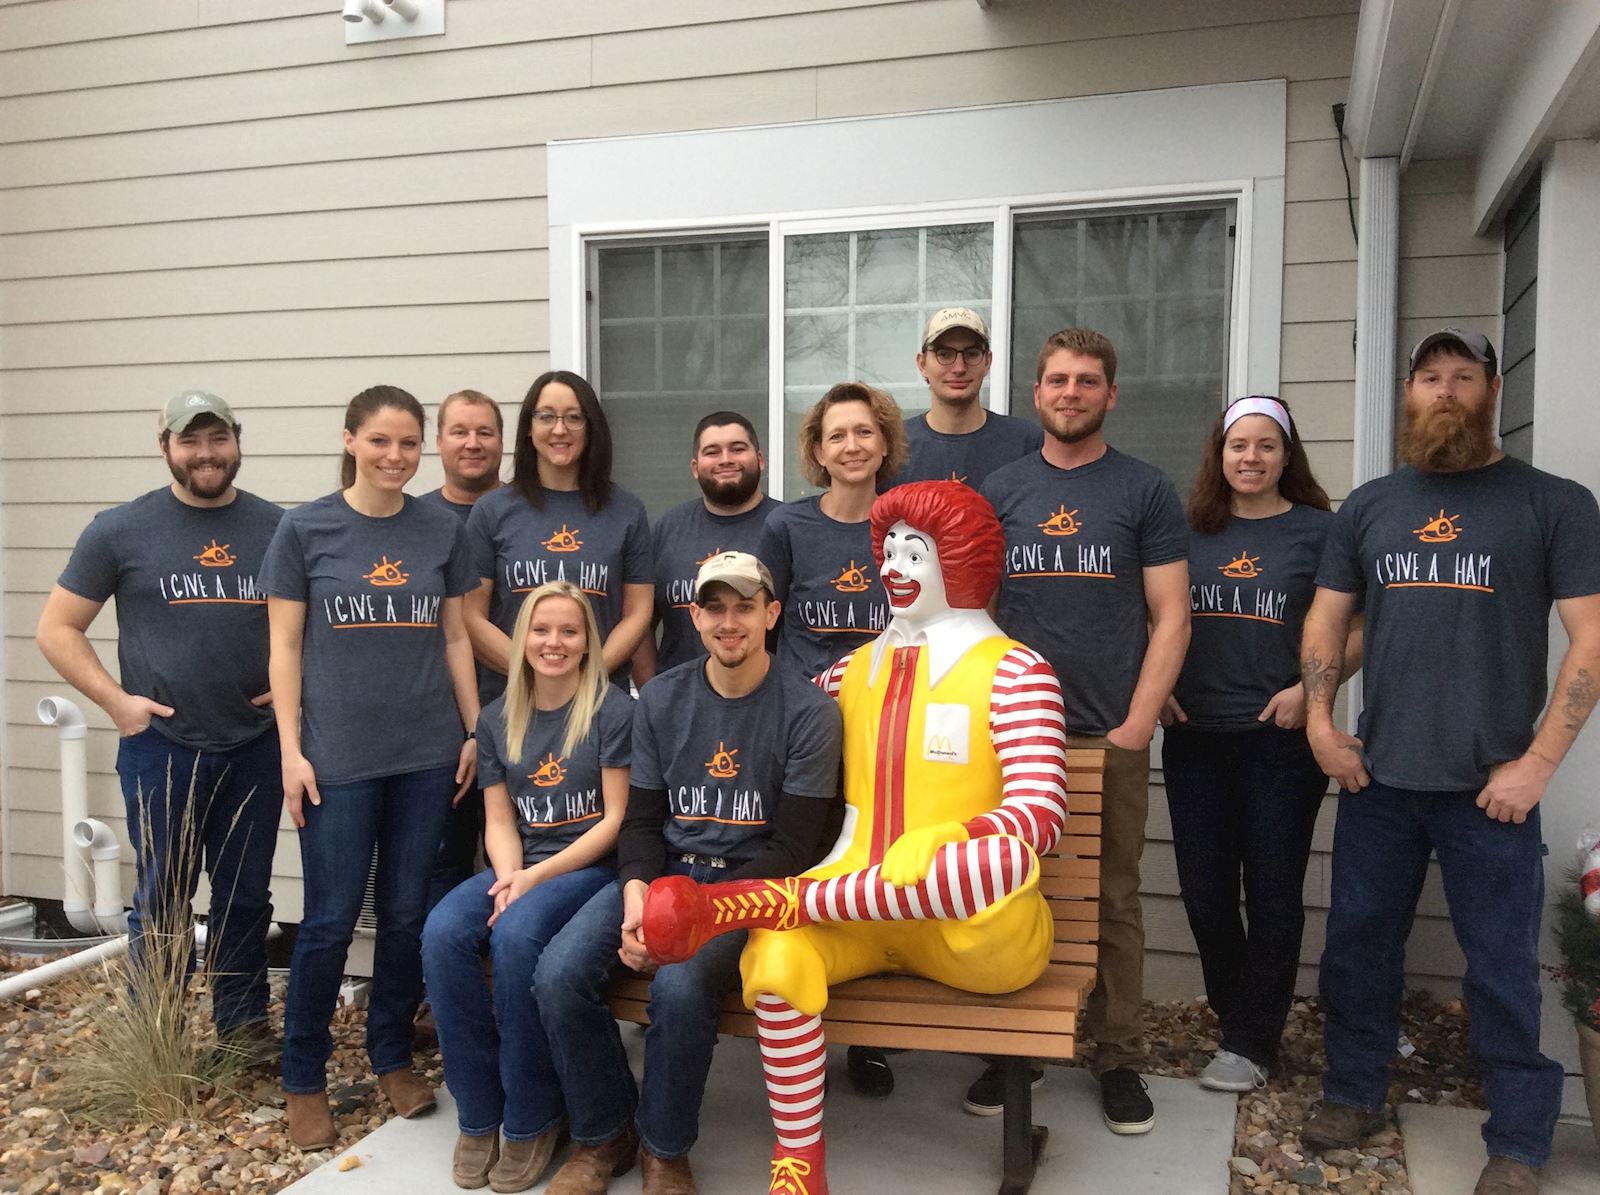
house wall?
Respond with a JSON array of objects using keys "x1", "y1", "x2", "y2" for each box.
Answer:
[{"x1": 0, "y1": 0, "x2": 1488, "y2": 995}]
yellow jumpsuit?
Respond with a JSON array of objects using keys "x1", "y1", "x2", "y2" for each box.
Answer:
[{"x1": 739, "y1": 635, "x2": 1055, "y2": 1015}]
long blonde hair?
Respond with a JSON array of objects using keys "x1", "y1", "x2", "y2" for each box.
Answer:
[{"x1": 502, "y1": 582, "x2": 609, "y2": 762}]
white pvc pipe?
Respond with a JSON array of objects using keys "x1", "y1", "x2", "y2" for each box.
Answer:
[
  {"x1": 0, "y1": 935, "x2": 128, "y2": 1002},
  {"x1": 383, "y1": 0, "x2": 419, "y2": 19},
  {"x1": 37, "y1": 697, "x2": 99, "y2": 935},
  {"x1": 73, "y1": 818, "x2": 127, "y2": 934},
  {"x1": 343, "y1": 0, "x2": 385, "y2": 23}
]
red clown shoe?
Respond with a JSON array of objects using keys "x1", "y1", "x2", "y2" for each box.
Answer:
[
  {"x1": 767, "y1": 1141, "x2": 827, "y2": 1195},
  {"x1": 642, "y1": 874, "x2": 805, "y2": 964}
]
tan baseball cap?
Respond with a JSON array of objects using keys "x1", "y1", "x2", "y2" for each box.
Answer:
[
  {"x1": 694, "y1": 550, "x2": 775, "y2": 602},
  {"x1": 921, "y1": 307, "x2": 990, "y2": 349},
  {"x1": 159, "y1": 390, "x2": 238, "y2": 434}
]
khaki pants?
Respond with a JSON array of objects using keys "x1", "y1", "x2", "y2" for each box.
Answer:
[{"x1": 1072, "y1": 733, "x2": 1150, "y2": 1073}]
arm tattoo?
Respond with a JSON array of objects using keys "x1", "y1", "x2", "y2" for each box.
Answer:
[
  {"x1": 1301, "y1": 649, "x2": 1339, "y2": 706},
  {"x1": 1561, "y1": 666, "x2": 1599, "y2": 734}
]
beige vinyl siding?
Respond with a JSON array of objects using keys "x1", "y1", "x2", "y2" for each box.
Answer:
[{"x1": 0, "y1": 0, "x2": 1485, "y2": 998}]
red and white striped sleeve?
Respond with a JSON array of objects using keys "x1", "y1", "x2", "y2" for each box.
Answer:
[
  {"x1": 963, "y1": 645, "x2": 1070, "y2": 856},
  {"x1": 814, "y1": 656, "x2": 849, "y2": 700}
]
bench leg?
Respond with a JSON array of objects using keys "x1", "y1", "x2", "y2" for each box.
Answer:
[{"x1": 998, "y1": 1057, "x2": 1047, "y2": 1195}]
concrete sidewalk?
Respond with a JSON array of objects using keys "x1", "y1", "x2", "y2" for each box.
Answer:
[
  {"x1": 1399, "y1": 1104, "x2": 1600, "y2": 1195},
  {"x1": 285, "y1": 1039, "x2": 1237, "y2": 1193}
]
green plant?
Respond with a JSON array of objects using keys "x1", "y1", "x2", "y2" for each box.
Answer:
[
  {"x1": 51, "y1": 758, "x2": 256, "y2": 1125},
  {"x1": 1551, "y1": 867, "x2": 1600, "y2": 1034}
]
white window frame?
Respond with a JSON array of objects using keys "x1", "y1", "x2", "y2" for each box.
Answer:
[{"x1": 551, "y1": 82, "x2": 1284, "y2": 497}]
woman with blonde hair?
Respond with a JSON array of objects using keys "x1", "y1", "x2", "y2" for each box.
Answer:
[
  {"x1": 422, "y1": 580, "x2": 632, "y2": 1192},
  {"x1": 759, "y1": 381, "x2": 905, "y2": 681}
]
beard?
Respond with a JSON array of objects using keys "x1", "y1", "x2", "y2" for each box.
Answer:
[
  {"x1": 1041, "y1": 406, "x2": 1106, "y2": 446},
  {"x1": 167, "y1": 455, "x2": 241, "y2": 500},
  {"x1": 1398, "y1": 399, "x2": 1496, "y2": 473},
  {"x1": 697, "y1": 465, "x2": 761, "y2": 507}
]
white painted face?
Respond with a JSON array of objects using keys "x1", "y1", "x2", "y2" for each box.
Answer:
[{"x1": 880, "y1": 519, "x2": 949, "y2": 627}]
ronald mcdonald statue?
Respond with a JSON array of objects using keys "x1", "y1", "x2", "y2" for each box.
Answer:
[{"x1": 642, "y1": 480, "x2": 1071, "y2": 1195}]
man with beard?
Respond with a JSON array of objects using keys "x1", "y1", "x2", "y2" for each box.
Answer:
[
  {"x1": 636, "y1": 412, "x2": 781, "y2": 681},
  {"x1": 37, "y1": 391, "x2": 285, "y2": 1060},
  {"x1": 979, "y1": 328, "x2": 1190, "y2": 1132},
  {"x1": 1299, "y1": 328, "x2": 1600, "y2": 1195},
  {"x1": 420, "y1": 389, "x2": 505, "y2": 910},
  {"x1": 892, "y1": 308, "x2": 1042, "y2": 489}
]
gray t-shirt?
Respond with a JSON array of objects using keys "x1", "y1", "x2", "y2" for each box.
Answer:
[
  {"x1": 759, "y1": 495, "x2": 889, "y2": 682},
  {"x1": 650, "y1": 495, "x2": 782, "y2": 673},
  {"x1": 893, "y1": 410, "x2": 1044, "y2": 489},
  {"x1": 1174, "y1": 505, "x2": 1333, "y2": 730},
  {"x1": 57, "y1": 487, "x2": 284, "y2": 751},
  {"x1": 633, "y1": 659, "x2": 842, "y2": 863},
  {"x1": 982, "y1": 448, "x2": 1189, "y2": 736},
  {"x1": 260, "y1": 492, "x2": 477, "y2": 784},
  {"x1": 421, "y1": 485, "x2": 498, "y2": 704},
  {"x1": 477, "y1": 684, "x2": 633, "y2": 865},
  {"x1": 466, "y1": 485, "x2": 653, "y2": 693},
  {"x1": 1317, "y1": 456, "x2": 1600, "y2": 790},
  {"x1": 418, "y1": 487, "x2": 477, "y2": 524}
]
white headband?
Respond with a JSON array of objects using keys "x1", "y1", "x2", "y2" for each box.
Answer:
[{"x1": 1223, "y1": 396, "x2": 1292, "y2": 440}]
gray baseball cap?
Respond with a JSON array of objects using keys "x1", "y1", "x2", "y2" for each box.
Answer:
[
  {"x1": 159, "y1": 390, "x2": 238, "y2": 434},
  {"x1": 695, "y1": 550, "x2": 775, "y2": 602},
  {"x1": 1408, "y1": 327, "x2": 1498, "y2": 377}
]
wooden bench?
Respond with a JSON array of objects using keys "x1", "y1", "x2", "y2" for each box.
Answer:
[{"x1": 609, "y1": 747, "x2": 1104, "y2": 1195}]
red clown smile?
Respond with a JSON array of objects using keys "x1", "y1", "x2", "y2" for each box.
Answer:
[{"x1": 884, "y1": 575, "x2": 921, "y2": 607}]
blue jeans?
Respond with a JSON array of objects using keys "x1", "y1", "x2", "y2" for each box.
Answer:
[
  {"x1": 116, "y1": 724, "x2": 282, "y2": 1035},
  {"x1": 428, "y1": 783, "x2": 486, "y2": 912},
  {"x1": 281, "y1": 765, "x2": 456, "y2": 1093},
  {"x1": 1162, "y1": 722, "x2": 1326, "y2": 1068},
  {"x1": 1319, "y1": 781, "x2": 1562, "y2": 1167},
  {"x1": 534, "y1": 861, "x2": 746, "y2": 1160},
  {"x1": 421, "y1": 864, "x2": 614, "y2": 1138}
]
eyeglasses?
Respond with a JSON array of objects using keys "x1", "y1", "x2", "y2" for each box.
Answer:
[
  {"x1": 532, "y1": 410, "x2": 588, "y2": 430},
  {"x1": 930, "y1": 346, "x2": 989, "y2": 366}
]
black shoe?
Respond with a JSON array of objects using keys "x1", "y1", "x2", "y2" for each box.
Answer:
[
  {"x1": 1099, "y1": 1067, "x2": 1154, "y2": 1135},
  {"x1": 845, "y1": 1046, "x2": 894, "y2": 1097},
  {"x1": 962, "y1": 1060, "x2": 1045, "y2": 1116}
]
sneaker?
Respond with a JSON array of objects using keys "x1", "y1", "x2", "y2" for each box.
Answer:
[
  {"x1": 1473, "y1": 1156, "x2": 1539, "y2": 1195},
  {"x1": 962, "y1": 1060, "x2": 1045, "y2": 1116},
  {"x1": 845, "y1": 1046, "x2": 894, "y2": 1098},
  {"x1": 1198, "y1": 1050, "x2": 1267, "y2": 1092},
  {"x1": 1301, "y1": 1101, "x2": 1385, "y2": 1153},
  {"x1": 1099, "y1": 1067, "x2": 1155, "y2": 1135}
]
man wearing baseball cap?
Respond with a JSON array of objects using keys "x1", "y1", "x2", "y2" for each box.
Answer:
[
  {"x1": 535, "y1": 551, "x2": 841, "y2": 1193},
  {"x1": 36, "y1": 390, "x2": 286, "y2": 1060},
  {"x1": 1299, "y1": 326, "x2": 1600, "y2": 1194},
  {"x1": 891, "y1": 307, "x2": 1042, "y2": 489}
]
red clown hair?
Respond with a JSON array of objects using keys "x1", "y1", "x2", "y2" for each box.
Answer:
[{"x1": 870, "y1": 481, "x2": 1006, "y2": 610}]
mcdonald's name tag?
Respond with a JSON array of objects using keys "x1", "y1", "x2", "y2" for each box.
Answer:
[{"x1": 922, "y1": 704, "x2": 970, "y2": 765}]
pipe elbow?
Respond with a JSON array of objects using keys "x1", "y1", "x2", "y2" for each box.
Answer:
[
  {"x1": 37, "y1": 695, "x2": 88, "y2": 741},
  {"x1": 64, "y1": 905, "x2": 104, "y2": 935},
  {"x1": 72, "y1": 818, "x2": 120, "y2": 862}
]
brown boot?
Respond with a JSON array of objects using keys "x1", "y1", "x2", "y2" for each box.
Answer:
[
  {"x1": 545, "y1": 1126, "x2": 638, "y2": 1195},
  {"x1": 284, "y1": 1091, "x2": 337, "y2": 1150},
  {"x1": 378, "y1": 1067, "x2": 438, "y2": 1118},
  {"x1": 1473, "y1": 1156, "x2": 1539, "y2": 1195},
  {"x1": 488, "y1": 1126, "x2": 561, "y2": 1193},
  {"x1": 641, "y1": 1146, "x2": 696, "y2": 1195},
  {"x1": 452, "y1": 1131, "x2": 499, "y2": 1189}
]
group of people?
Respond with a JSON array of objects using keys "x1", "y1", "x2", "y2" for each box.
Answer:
[{"x1": 33, "y1": 308, "x2": 1600, "y2": 1195}]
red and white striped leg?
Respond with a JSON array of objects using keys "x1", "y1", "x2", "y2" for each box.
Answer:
[{"x1": 757, "y1": 995, "x2": 828, "y2": 1195}]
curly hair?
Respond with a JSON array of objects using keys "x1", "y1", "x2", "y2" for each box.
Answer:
[
  {"x1": 796, "y1": 382, "x2": 907, "y2": 489},
  {"x1": 870, "y1": 481, "x2": 1005, "y2": 610}
]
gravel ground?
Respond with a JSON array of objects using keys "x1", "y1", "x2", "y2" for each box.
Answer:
[{"x1": 0, "y1": 948, "x2": 1479, "y2": 1195}]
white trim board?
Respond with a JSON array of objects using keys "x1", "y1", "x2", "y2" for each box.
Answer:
[{"x1": 547, "y1": 81, "x2": 1287, "y2": 488}]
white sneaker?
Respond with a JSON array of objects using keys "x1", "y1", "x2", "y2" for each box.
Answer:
[{"x1": 1198, "y1": 1050, "x2": 1266, "y2": 1092}]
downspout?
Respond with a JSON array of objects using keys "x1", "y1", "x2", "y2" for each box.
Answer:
[
  {"x1": 36, "y1": 696, "x2": 104, "y2": 935},
  {"x1": 1347, "y1": 155, "x2": 1401, "y2": 723},
  {"x1": 73, "y1": 818, "x2": 127, "y2": 933}
]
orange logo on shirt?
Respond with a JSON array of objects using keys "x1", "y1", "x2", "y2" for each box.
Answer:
[
  {"x1": 1038, "y1": 506, "x2": 1082, "y2": 536},
  {"x1": 364, "y1": 555, "x2": 409, "y2": 587},
  {"x1": 697, "y1": 547, "x2": 725, "y2": 567},
  {"x1": 193, "y1": 539, "x2": 236, "y2": 568},
  {"x1": 705, "y1": 742, "x2": 741, "y2": 779},
  {"x1": 830, "y1": 561, "x2": 873, "y2": 593},
  {"x1": 1219, "y1": 551, "x2": 1263, "y2": 579},
  {"x1": 530, "y1": 753, "x2": 567, "y2": 788},
  {"x1": 1413, "y1": 509, "x2": 1463, "y2": 543},
  {"x1": 542, "y1": 524, "x2": 584, "y2": 552},
  {"x1": 948, "y1": 470, "x2": 969, "y2": 485}
]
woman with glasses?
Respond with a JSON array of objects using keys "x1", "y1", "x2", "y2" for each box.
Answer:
[
  {"x1": 464, "y1": 371, "x2": 653, "y2": 692},
  {"x1": 1161, "y1": 395, "x2": 1360, "y2": 1092},
  {"x1": 759, "y1": 381, "x2": 905, "y2": 682}
]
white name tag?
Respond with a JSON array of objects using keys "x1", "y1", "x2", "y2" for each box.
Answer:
[{"x1": 922, "y1": 704, "x2": 970, "y2": 765}]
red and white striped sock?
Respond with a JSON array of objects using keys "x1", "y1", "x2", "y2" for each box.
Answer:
[
  {"x1": 756, "y1": 995, "x2": 827, "y2": 1150},
  {"x1": 800, "y1": 835, "x2": 1034, "y2": 925}
]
